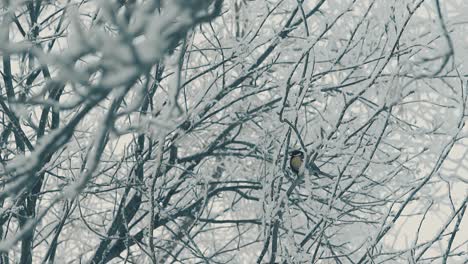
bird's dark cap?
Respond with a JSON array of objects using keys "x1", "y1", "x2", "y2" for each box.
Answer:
[{"x1": 290, "y1": 150, "x2": 304, "y2": 156}]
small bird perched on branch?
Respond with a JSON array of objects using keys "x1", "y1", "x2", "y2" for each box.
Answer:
[
  {"x1": 289, "y1": 149, "x2": 334, "y2": 178},
  {"x1": 289, "y1": 150, "x2": 304, "y2": 174}
]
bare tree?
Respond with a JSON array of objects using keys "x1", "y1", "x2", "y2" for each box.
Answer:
[{"x1": 0, "y1": 0, "x2": 466, "y2": 263}]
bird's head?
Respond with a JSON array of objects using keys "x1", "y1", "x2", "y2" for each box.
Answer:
[{"x1": 290, "y1": 150, "x2": 304, "y2": 158}]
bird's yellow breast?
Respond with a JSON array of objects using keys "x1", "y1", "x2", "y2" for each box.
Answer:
[{"x1": 290, "y1": 156, "x2": 303, "y2": 173}]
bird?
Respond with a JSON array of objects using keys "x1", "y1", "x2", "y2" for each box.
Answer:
[
  {"x1": 289, "y1": 150, "x2": 334, "y2": 178},
  {"x1": 289, "y1": 150, "x2": 304, "y2": 174}
]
